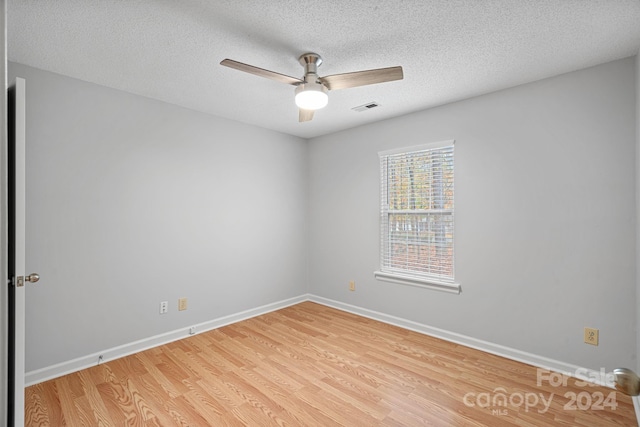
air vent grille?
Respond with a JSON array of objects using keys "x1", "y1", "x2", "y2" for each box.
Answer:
[{"x1": 352, "y1": 102, "x2": 381, "y2": 112}]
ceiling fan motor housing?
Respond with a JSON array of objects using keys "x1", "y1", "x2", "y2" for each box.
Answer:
[
  {"x1": 295, "y1": 53, "x2": 329, "y2": 109},
  {"x1": 299, "y1": 52, "x2": 323, "y2": 77}
]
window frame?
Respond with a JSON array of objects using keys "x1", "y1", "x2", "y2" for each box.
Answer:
[{"x1": 374, "y1": 140, "x2": 461, "y2": 294}]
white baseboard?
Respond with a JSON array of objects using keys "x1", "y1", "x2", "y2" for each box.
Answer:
[
  {"x1": 633, "y1": 396, "x2": 640, "y2": 427},
  {"x1": 25, "y1": 294, "x2": 308, "y2": 386},
  {"x1": 26, "y1": 293, "x2": 622, "y2": 397},
  {"x1": 308, "y1": 295, "x2": 617, "y2": 390}
]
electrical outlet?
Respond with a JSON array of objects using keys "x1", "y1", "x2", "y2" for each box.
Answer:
[
  {"x1": 349, "y1": 280, "x2": 355, "y2": 291},
  {"x1": 178, "y1": 297, "x2": 188, "y2": 311},
  {"x1": 584, "y1": 327, "x2": 599, "y2": 346},
  {"x1": 160, "y1": 301, "x2": 168, "y2": 314}
]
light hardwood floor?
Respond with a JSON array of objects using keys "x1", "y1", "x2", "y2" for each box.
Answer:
[{"x1": 25, "y1": 302, "x2": 636, "y2": 426}]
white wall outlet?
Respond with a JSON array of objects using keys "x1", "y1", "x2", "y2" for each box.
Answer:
[
  {"x1": 178, "y1": 297, "x2": 188, "y2": 311},
  {"x1": 160, "y1": 301, "x2": 168, "y2": 314}
]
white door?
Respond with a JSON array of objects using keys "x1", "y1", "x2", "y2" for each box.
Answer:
[{"x1": 10, "y1": 77, "x2": 37, "y2": 427}]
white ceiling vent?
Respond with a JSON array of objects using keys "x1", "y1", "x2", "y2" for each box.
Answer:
[{"x1": 352, "y1": 102, "x2": 381, "y2": 112}]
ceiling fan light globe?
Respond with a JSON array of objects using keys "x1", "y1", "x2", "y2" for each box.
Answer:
[{"x1": 295, "y1": 82, "x2": 328, "y2": 110}]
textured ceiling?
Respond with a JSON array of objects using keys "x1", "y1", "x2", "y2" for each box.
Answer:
[{"x1": 8, "y1": 1, "x2": 640, "y2": 139}]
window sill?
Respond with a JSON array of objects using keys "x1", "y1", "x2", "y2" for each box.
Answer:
[{"x1": 373, "y1": 271, "x2": 461, "y2": 294}]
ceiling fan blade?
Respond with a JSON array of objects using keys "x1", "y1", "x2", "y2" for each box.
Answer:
[
  {"x1": 299, "y1": 109, "x2": 314, "y2": 122},
  {"x1": 320, "y1": 66, "x2": 403, "y2": 90},
  {"x1": 220, "y1": 59, "x2": 303, "y2": 85}
]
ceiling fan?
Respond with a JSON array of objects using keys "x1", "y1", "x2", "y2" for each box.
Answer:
[{"x1": 220, "y1": 53, "x2": 403, "y2": 122}]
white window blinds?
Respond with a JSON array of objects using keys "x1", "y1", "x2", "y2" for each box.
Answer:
[{"x1": 378, "y1": 141, "x2": 456, "y2": 288}]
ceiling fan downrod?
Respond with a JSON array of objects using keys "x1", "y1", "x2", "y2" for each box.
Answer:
[{"x1": 298, "y1": 53, "x2": 323, "y2": 81}]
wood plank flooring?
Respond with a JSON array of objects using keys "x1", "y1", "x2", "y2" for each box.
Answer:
[{"x1": 25, "y1": 302, "x2": 636, "y2": 426}]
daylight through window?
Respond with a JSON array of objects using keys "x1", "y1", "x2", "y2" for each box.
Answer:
[{"x1": 376, "y1": 141, "x2": 458, "y2": 292}]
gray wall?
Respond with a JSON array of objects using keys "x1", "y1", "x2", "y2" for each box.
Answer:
[
  {"x1": 10, "y1": 56, "x2": 639, "y2": 376},
  {"x1": 308, "y1": 57, "x2": 637, "y2": 371},
  {"x1": 9, "y1": 63, "x2": 308, "y2": 373}
]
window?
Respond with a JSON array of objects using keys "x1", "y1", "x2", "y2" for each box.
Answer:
[{"x1": 374, "y1": 140, "x2": 460, "y2": 294}]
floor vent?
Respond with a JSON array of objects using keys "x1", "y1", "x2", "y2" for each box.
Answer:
[{"x1": 352, "y1": 102, "x2": 380, "y2": 112}]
